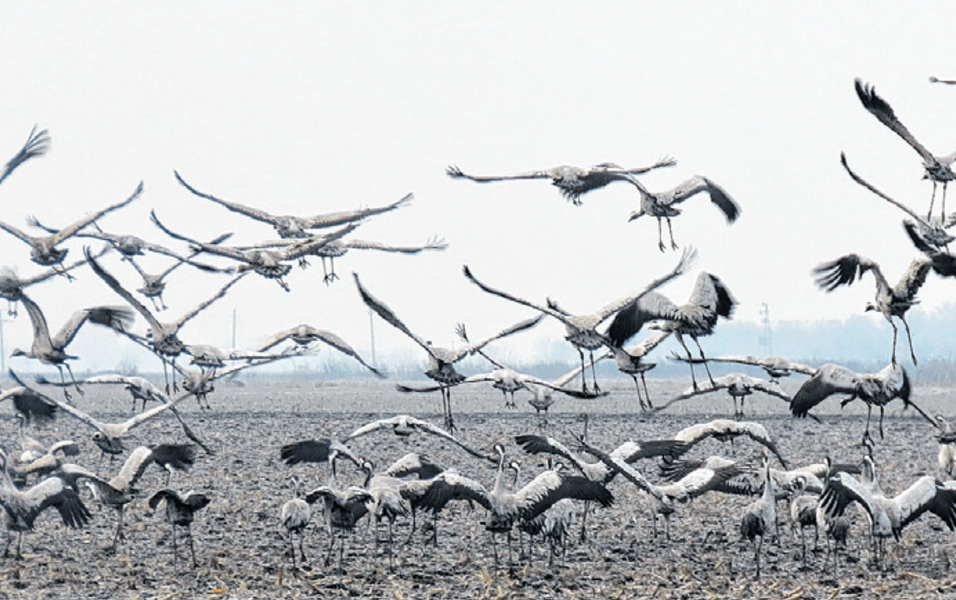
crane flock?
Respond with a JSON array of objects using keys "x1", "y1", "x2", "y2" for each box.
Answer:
[{"x1": 0, "y1": 76, "x2": 956, "y2": 589}]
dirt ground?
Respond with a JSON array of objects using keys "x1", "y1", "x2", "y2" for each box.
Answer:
[{"x1": 2, "y1": 377, "x2": 956, "y2": 599}]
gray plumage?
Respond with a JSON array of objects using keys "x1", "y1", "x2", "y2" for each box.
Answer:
[
  {"x1": 627, "y1": 174, "x2": 740, "y2": 251},
  {"x1": 149, "y1": 488, "x2": 211, "y2": 566},
  {"x1": 175, "y1": 170, "x2": 413, "y2": 238},
  {"x1": 11, "y1": 292, "x2": 133, "y2": 398},
  {"x1": 0, "y1": 181, "x2": 142, "y2": 269},
  {"x1": 0, "y1": 126, "x2": 50, "y2": 188},
  {"x1": 814, "y1": 252, "x2": 931, "y2": 365},
  {"x1": 446, "y1": 158, "x2": 676, "y2": 205},
  {"x1": 607, "y1": 271, "x2": 736, "y2": 391},
  {"x1": 355, "y1": 271, "x2": 543, "y2": 431},
  {"x1": 739, "y1": 456, "x2": 776, "y2": 579},
  {"x1": 673, "y1": 419, "x2": 788, "y2": 469},
  {"x1": 463, "y1": 247, "x2": 695, "y2": 394},
  {"x1": 855, "y1": 78, "x2": 956, "y2": 220},
  {"x1": 343, "y1": 414, "x2": 492, "y2": 462},
  {"x1": 656, "y1": 372, "x2": 791, "y2": 418},
  {"x1": 841, "y1": 152, "x2": 954, "y2": 249},
  {"x1": 790, "y1": 362, "x2": 934, "y2": 444},
  {"x1": 257, "y1": 323, "x2": 383, "y2": 377},
  {"x1": 0, "y1": 449, "x2": 91, "y2": 559}
]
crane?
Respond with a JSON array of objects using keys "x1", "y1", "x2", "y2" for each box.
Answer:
[
  {"x1": 626, "y1": 174, "x2": 740, "y2": 251},
  {"x1": 790, "y1": 362, "x2": 935, "y2": 444},
  {"x1": 0, "y1": 449, "x2": 91, "y2": 560},
  {"x1": 654, "y1": 371, "x2": 791, "y2": 418},
  {"x1": 446, "y1": 158, "x2": 676, "y2": 205},
  {"x1": 814, "y1": 252, "x2": 931, "y2": 366},
  {"x1": 463, "y1": 247, "x2": 695, "y2": 394},
  {"x1": 148, "y1": 488, "x2": 211, "y2": 567},
  {"x1": 855, "y1": 79, "x2": 956, "y2": 221},
  {"x1": 739, "y1": 455, "x2": 776, "y2": 579},
  {"x1": 355, "y1": 271, "x2": 542, "y2": 431},
  {"x1": 10, "y1": 292, "x2": 133, "y2": 397},
  {"x1": 0, "y1": 181, "x2": 142, "y2": 274},
  {"x1": 175, "y1": 170, "x2": 413, "y2": 238},
  {"x1": 607, "y1": 271, "x2": 736, "y2": 391}
]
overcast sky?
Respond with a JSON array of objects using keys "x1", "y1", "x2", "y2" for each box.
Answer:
[{"x1": 1, "y1": 3, "x2": 955, "y2": 373}]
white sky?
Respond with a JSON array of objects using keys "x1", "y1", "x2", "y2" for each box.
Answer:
[{"x1": 1, "y1": 3, "x2": 955, "y2": 372}]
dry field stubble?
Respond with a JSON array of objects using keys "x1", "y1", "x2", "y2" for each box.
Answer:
[{"x1": 1, "y1": 377, "x2": 955, "y2": 599}]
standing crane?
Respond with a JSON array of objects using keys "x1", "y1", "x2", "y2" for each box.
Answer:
[
  {"x1": 739, "y1": 455, "x2": 776, "y2": 579},
  {"x1": 486, "y1": 444, "x2": 613, "y2": 571},
  {"x1": 148, "y1": 488, "x2": 211, "y2": 567},
  {"x1": 935, "y1": 415, "x2": 956, "y2": 478},
  {"x1": 279, "y1": 476, "x2": 313, "y2": 569}
]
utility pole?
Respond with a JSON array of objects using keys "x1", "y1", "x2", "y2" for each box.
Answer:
[
  {"x1": 0, "y1": 314, "x2": 6, "y2": 373},
  {"x1": 758, "y1": 302, "x2": 772, "y2": 355},
  {"x1": 369, "y1": 309, "x2": 377, "y2": 367}
]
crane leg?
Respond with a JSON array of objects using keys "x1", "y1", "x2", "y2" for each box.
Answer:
[
  {"x1": 693, "y1": 337, "x2": 716, "y2": 387},
  {"x1": 889, "y1": 318, "x2": 899, "y2": 365},
  {"x1": 187, "y1": 526, "x2": 198, "y2": 567},
  {"x1": 928, "y1": 181, "x2": 938, "y2": 221},
  {"x1": 579, "y1": 501, "x2": 590, "y2": 543},
  {"x1": 676, "y1": 337, "x2": 699, "y2": 390},
  {"x1": 901, "y1": 317, "x2": 918, "y2": 366},
  {"x1": 111, "y1": 509, "x2": 126, "y2": 551},
  {"x1": 631, "y1": 375, "x2": 646, "y2": 411},
  {"x1": 942, "y1": 182, "x2": 949, "y2": 222},
  {"x1": 287, "y1": 532, "x2": 297, "y2": 568},
  {"x1": 641, "y1": 373, "x2": 653, "y2": 410},
  {"x1": 169, "y1": 520, "x2": 178, "y2": 563},
  {"x1": 657, "y1": 218, "x2": 666, "y2": 252},
  {"x1": 666, "y1": 218, "x2": 678, "y2": 250},
  {"x1": 577, "y1": 348, "x2": 590, "y2": 395},
  {"x1": 754, "y1": 535, "x2": 762, "y2": 579},
  {"x1": 589, "y1": 350, "x2": 601, "y2": 393},
  {"x1": 491, "y1": 532, "x2": 499, "y2": 571}
]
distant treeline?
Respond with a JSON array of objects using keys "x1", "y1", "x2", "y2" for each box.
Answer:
[{"x1": 58, "y1": 302, "x2": 956, "y2": 384}]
